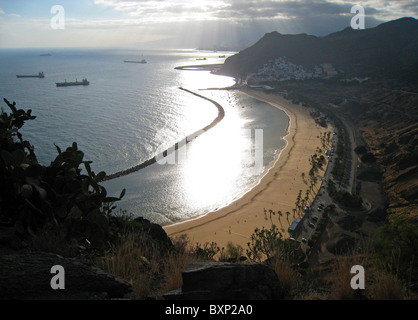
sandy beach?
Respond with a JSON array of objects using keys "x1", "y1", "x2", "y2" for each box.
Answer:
[{"x1": 164, "y1": 88, "x2": 328, "y2": 249}]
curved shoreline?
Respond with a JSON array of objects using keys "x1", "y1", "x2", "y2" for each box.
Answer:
[
  {"x1": 161, "y1": 96, "x2": 292, "y2": 228},
  {"x1": 103, "y1": 87, "x2": 225, "y2": 181},
  {"x1": 163, "y1": 89, "x2": 295, "y2": 231},
  {"x1": 164, "y1": 88, "x2": 325, "y2": 249}
]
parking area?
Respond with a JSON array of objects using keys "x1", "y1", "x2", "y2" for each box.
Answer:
[{"x1": 290, "y1": 133, "x2": 342, "y2": 247}]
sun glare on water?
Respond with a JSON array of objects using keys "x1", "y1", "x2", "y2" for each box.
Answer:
[
  {"x1": 183, "y1": 114, "x2": 248, "y2": 209},
  {"x1": 173, "y1": 60, "x2": 252, "y2": 209}
]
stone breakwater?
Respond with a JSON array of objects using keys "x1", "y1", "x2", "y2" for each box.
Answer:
[{"x1": 103, "y1": 87, "x2": 225, "y2": 181}]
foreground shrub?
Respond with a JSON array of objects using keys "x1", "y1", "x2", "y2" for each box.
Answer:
[
  {"x1": 246, "y1": 224, "x2": 299, "y2": 262},
  {"x1": 0, "y1": 98, "x2": 124, "y2": 253}
]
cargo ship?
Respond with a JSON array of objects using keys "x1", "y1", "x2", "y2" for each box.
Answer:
[
  {"x1": 56, "y1": 78, "x2": 89, "y2": 87},
  {"x1": 16, "y1": 72, "x2": 45, "y2": 78},
  {"x1": 124, "y1": 59, "x2": 147, "y2": 64}
]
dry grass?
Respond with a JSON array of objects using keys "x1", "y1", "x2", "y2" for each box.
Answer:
[
  {"x1": 367, "y1": 269, "x2": 409, "y2": 300},
  {"x1": 162, "y1": 235, "x2": 199, "y2": 293},
  {"x1": 98, "y1": 233, "x2": 159, "y2": 297},
  {"x1": 327, "y1": 253, "x2": 371, "y2": 300},
  {"x1": 271, "y1": 258, "x2": 300, "y2": 295},
  {"x1": 325, "y1": 251, "x2": 414, "y2": 300},
  {"x1": 94, "y1": 224, "x2": 416, "y2": 300},
  {"x1": 270, "y1": 248, "x2": 301, "y2": 296},
  {"x1": 97, "y1": 231, "x2": 198, "y2": 297}
]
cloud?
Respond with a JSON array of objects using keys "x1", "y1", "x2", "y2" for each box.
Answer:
[
  {"x1": 2, "y1": 0, "x2": 416, "y2": 49},
  {"x1": 92, "y1": 0, "x2": 411, "y2": 22},
  {"x1": 0, "y1": 7, "x2": 22, "y2": 18},
  {"x1": 377, "y1": 0, "x2": 418, "y2": 18},
  {"x1": 94, "y1": 0, "x2": 221, "y2": 22},
  {"x1": 84, "y1": 0, "x2": 418, "y2": 48}
]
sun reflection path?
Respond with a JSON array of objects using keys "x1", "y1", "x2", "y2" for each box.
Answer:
[
  {"x1": 103, "y1": 87, "x2": 226, "y2": 181},
  {"x1": 182, "y1": 110, "x2": 247, "y2": 209}
]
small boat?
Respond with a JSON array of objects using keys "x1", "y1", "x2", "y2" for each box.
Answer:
[
  {"x1": 218, "y1": 55, "x2": 226, "y2": 58},
  {"x1": 124, "y1": 59, "x2": 147, "y2": 64},
  {"x1": 56, "y1": 78, "x2": 89, "y2": 87},
  {"x1": 16, "y1": 72, "x2": 45, "y2": 78},
  {"x1": 196, "y1": 58, "x2": 207, "y2": 61},
  {"x1": 40, "y1": 53, "x2": 51, "y2": 56}
]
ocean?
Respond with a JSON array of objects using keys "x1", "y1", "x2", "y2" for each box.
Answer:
[{"x1": 0, "y1": 48, "x2": 289, "y2": 225}]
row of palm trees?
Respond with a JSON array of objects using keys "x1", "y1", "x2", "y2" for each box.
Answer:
[
  {"x1": 319, "y1": 131, "x2": 332, "y2": 149},
  {"x1": 263, "y1": 129, "x2": 333, "y2": 230},
  {"x1": 263, "y1": 208, "x2": 295, "y2": 224}
]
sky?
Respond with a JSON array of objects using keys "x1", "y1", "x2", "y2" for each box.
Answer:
[{"x1": 0, "y1": 0, "x2": 417, "y2": 49}]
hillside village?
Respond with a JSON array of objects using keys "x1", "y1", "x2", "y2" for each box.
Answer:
[{"x1": 245, "y1": 56, "x2": 338, "y2": 85}]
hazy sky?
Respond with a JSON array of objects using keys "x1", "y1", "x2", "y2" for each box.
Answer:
[{"x1": 0, "y1": 0, "x2": 417, "y2": 49}]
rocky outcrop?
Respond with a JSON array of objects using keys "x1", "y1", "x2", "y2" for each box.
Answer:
[
  {"x1": 0, "y1": 248, "x2": 136, "y2": 300},
  {"x1": 132, "y1": 217, "x2": 174, "y2": 250},
  {"x1": 164, "y1": 262, "x2": 285, "y2": 300}
]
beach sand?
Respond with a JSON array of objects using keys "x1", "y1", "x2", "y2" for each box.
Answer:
[{"x1": 164, "y1": 88, "x2": 328, "y2": 250}]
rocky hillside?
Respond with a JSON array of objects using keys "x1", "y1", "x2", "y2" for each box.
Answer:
[
  {"x1": 221, "y1": 17, "x2": 418, "y2": 81},
  {"x1": 342, "y1": 84, "x2": 418, "y2": 215}
]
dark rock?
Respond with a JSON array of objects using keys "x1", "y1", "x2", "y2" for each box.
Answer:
[
  {"x1": 0, "y1": 248, "x2": 136, "y2": 300},
  {"x1": 164, "y1": 262, "x2": 284, "y2": 300},
  {"x1": 133, "y1": 217, "x2": 173, "y2": 250},
  {"x1": 108, "y1": 216, "x2": 173, "y2": 252}
]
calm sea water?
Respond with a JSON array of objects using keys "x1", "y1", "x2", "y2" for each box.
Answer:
[{"x1": 0, "y1": 48, "x2": 289, "y2": 225}]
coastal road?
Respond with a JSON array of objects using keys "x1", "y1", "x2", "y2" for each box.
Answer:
[
  {"x1": 293, "y1": 130, "x2": 338, "y2": 244},
  {"x1": 293, "y1": 114, "x2": 360, "y2": 250},
  {"x1": 293, "y1": 110, "x2": 370, "y2": 255},
  {"x1": 338, "y1": 114, "x2": 359, "y2": 194}
]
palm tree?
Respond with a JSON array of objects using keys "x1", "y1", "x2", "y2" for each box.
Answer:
[
  {"x1": 286, "y1": 211, "x2": 290, "y2": 221},
  {"x1": 295, "y1": 190, "x2": 302, "y2": 210},
  {"x1": 312, "y1": 176, "x2": 318, "y2": 191}
]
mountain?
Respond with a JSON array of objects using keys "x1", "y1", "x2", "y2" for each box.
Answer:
[
  {"x1": 221, "y1": 17, "x2": 418, "y2": 80},
  {"x1": 222, "y1": 17, "x2": 418, "y2": 217},
  {"x1": 219, "y1": 17, "x2": 418, "y2": 224}
]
